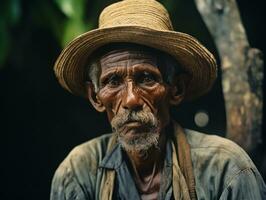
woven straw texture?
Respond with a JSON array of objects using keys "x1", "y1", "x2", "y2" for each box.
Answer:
[{"x1": 54, "y1": 0, "x2": 217, "y2": 100}]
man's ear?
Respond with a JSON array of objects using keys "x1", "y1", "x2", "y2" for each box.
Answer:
[
  {"x1": 169, "y1": 74, "x2": 189, "y2": 106},
  {"x1": 86, "y1": 82, "x2": 106, "y2": 112}
]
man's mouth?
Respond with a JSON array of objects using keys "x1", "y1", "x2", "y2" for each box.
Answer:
[
  {"x1": 118, "y1": 121, "x2": 148, "y2": 134},
  {"x1": 124, "y1": 120, "x2": 141, "y2": 125}
]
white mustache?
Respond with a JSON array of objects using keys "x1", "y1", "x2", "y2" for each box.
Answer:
[{"x1": 111, "y1": 110, "x2": 157, "y2": 131}]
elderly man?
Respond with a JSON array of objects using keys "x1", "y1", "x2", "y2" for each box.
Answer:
[{"x1": 51, "y1": 0, "x2": 266, "y2": 199}]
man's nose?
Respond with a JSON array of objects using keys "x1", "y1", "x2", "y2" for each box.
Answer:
[{"x1": 122, "y1": 81, "x2": 143, "y2": 111}]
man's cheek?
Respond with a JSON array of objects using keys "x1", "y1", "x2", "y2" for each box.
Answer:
[
  {"x1": 148, "y1": 87, "x2": 170, "y2": 125},
  {"x1": 148, "y1": 86, "x2": 168, "y2": 106},
  {"x1": 98, "y1": 90, "x2": 116, "y2": 107},
  {"x1": 97, "y1": 93, "x2": 116, "y2": 119}
]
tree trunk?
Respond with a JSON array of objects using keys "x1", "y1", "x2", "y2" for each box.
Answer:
[{"x1": 194, "y1": 0, "x2": 263, "y2": 153}]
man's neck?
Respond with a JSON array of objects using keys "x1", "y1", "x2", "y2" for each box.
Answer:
[{"x1": 126, "y1": 133, "x2": 167, "y2": 177}]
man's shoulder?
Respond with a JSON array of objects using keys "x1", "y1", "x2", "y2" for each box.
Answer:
[
  {"x1": 185, "y1": 129, "x2": 255, "y2": 170},
  {"x1": 65, "y1": 133, "x2": 114, "y2": 166},
  {"x1": 55, "y1": 133, "x2": 114, "y2": 178},
  {"x1": 186, "y1": 130, "x2": 257, "y2": 180},
  {"x1": 185, "y1": 129, "x2": 240, "y2": 151},
  {"x1": 183, "y1": 130, "x2": 266, "y2": 199},
  {"x1": 51, "y1": 134, "x2": 115, "y2": 198},
  {"x1": 72, "y1": 133, "x2": 114, "y2": 155}
]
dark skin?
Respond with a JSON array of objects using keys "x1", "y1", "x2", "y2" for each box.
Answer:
[{"x1": 87, "y1": 49, "x2": 185, "y2": 180}]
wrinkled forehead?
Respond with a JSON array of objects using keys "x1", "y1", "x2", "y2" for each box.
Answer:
[
  {"x1": 88, "y1": 43, "x2": 162, "y2": 67},
  {"x1": 100, "y1": 49, "x2": 158, "y2": 69},
  {"x1": 87, "y1": 43, "x2": 180, "y2": 83}
]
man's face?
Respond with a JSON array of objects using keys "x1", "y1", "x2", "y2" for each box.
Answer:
[{"x1": 94, "y1": 49, "x2": 174, "y2": 153}]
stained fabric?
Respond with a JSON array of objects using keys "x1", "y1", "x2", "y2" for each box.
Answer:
[{"x1": 50, "y1": 122, "x2": 266, "y2": 200}]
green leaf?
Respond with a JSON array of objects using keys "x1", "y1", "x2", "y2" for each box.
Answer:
[
  {"x1": 54, "y1": 0, "x2": 89, "y2": 46},
  {"x1": 32, "y1": 1, "x2": 66, "y2": 46},
  {"x1": 9, "y1": 0, "x2": 21, "y2": 25},
  {"x1": 0, "y1": 0, "x2": 21, "y2": 26},
  {"x1": 62, "y1": 18, "x2": 87, "y2": 46},
  {"x1": 55, "y1": 0, "x2": 86, "y2": 19}
]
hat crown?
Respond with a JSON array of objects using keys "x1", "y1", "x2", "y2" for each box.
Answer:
[{"x1": 99, "y1": 0, "x2": 174, "y2": 31}]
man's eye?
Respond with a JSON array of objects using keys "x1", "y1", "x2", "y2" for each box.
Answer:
[
  {"x1": 138, "y1": 72, "x2": 157, "y2": 84},
  {"x1": 103, "y1": 75, "x2": 122, "y2": 87}
]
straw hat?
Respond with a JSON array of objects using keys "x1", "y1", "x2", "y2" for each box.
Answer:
[{"x1": 54, "y1": 0, "x2": 217, "y2": 100}]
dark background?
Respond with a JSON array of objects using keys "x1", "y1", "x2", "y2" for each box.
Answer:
[{"x1": 0, "y1": 0, "x2": 265, "y2": 199}]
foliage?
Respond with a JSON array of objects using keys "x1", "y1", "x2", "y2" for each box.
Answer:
[
  {"x1": 55, "y1": 0, "x2": 88, "y2": 46},
  {"x1": 0, "y1": 0, "x2": 177, "y2": 68},
  {"x1": 0, "y1": 0, "x2": 21, "y2": 68}
]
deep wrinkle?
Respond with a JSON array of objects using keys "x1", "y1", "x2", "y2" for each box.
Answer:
[
  {"x1": 96, "y1": 50, "x2": 174, "y2": 146},
  {"x1": 100, "y1": 50, "x2": 158, "y2": 68},
  {"x1": 98, "y1": 58, "x2": 169, "y2": 124},
  {"x1": 99, "y1": 64, "x2": 162, "y2": 87}
]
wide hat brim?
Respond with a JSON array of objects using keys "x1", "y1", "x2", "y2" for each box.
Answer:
[{"x1": 54, "y1": 25, "x2": 217, "y2": 100}]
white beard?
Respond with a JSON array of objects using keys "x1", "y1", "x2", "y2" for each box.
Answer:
[{"x1": 111, "y1": 110, "x2": 161, "y2": 156}]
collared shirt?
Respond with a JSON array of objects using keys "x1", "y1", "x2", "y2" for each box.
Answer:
[
  {"x1": 50, "y1": 129, "x2": 266, "y2": 200},
  {"x1": 99, "y1": 140, "x2": 173, "y2": 200}
]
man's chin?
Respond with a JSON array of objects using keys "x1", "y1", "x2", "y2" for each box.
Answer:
[{"x1": 117, "y1": 132, "x2": 160, "y2": 154}]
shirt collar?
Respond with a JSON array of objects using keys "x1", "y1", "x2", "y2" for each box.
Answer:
[
  {"x1": 99, "y1": 142, "x2": 123, "y2": 169},
  {"x1": 165, "y1": 139, "x2": 172, "y2": 167},
  {"x1": 99, "y1": 136, "x2": 173, "y2": 170}
]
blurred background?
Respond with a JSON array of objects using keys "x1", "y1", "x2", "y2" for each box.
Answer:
[{"x1": 0, "y1": 0, "x2": 265, "y2": 199}]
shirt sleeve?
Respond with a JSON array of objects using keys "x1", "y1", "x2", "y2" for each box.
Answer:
[
  {"x1": 50, "y1": 162, "x2": 89, "y2": 200},
  {"x1": 219, "y1": 168, "x2": 266, "y2": 200}
]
